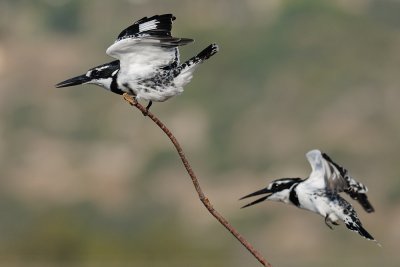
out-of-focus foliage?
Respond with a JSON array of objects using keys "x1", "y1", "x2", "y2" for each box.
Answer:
[{"x1": 0, "y1": 0, "x2": 399, "y2": 266}]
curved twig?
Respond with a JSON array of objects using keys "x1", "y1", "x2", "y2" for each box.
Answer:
[{"x1": 123, "y1": 94, "x2": 271, "y2": 267}]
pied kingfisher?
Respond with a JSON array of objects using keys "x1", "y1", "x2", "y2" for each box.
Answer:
[
  {"x1": 240, "y1": 149, "x2": 379, "y2": 244},
  {"x1": 56, "y1": 14, "x2": 219, "y2": 112}
]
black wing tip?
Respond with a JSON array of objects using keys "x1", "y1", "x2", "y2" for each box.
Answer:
[
  {"x1": 362, "y1": 202, "x2": 375, "y2": 213},
  {"x1": 118, "y1": 14, "x2": 177, "y2": 40},
  {"x1": 146, "y1": 13, "x2": 175, "y2": 25},
  {"x1": 352, "y1": 193, "x2": 375, "y2": 213},
  {"x1": 135, "y1": 14, "x2": 175, "y2": 24},
  {"x1": 150, "y1": 13, "x2": 175, "y2": 20},
  {"x1": 158, "y1": 13, "x2": 176, "y2": 20},
  {"x1": 325, "y1": 152, "x2": 374, "y2": 212},
  {"x1": 360, "y1": 196, "x2": 375, "y2": 213},
  {"x1": 366, "y1": 207, "x2": 375, "y2": 213}
]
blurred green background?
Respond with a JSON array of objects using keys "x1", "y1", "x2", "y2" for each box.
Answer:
[{"x1": 0, "y1": 0, "x2": 399, "y2": 266}]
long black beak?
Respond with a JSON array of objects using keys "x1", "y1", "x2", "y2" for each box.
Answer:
[
  {"x1": 55, "y1": 74, "x2": 91, "y2": 88},
  {"x1": 239, "y1": 187, "x2": 272, "y2": 209}
]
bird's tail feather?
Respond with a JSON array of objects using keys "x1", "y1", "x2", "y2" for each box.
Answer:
[
  {"x1": 178, "y1": 44, "x2": 219, "y2": 73},
  {"x1": 344, "y1": 219, "x2": 379, "y2": 245}
]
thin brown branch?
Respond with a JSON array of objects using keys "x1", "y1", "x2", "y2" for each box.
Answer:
[{"x1": 123, "y1": 94, "x2": 272, "y2": 267}]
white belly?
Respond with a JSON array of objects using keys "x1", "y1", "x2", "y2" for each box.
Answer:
[{"x1": 117, "y1": 70, "x2": 192, "y2": 102}]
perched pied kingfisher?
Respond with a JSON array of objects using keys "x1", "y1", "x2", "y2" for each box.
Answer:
[
  {"x1": 240, "y1": 149, "x2": 379, "y2": 244},
  {"x1": 56, "y1": 14, "x2": 219, "y2": 112}
]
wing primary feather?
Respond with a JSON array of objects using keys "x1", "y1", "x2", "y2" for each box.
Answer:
[
  {"x1": 346, "y1": 191, "x2": 375, "y2": 213},
  {"x1": 116, "y1": 14, "x2": 176, "y2": 41},
  {"x1": 322, "y1": 152, "x2": 375, "y2": 213}
]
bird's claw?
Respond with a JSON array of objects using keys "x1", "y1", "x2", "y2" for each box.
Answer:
[
  {"x1": 325, "y1": 215, "x2": 334, "y2": 230},
  {"x1": 123, "y1": 93, "x2": 137, "y2": 106},
  {"x1": 123, "y1": 93, "x2": 151, "y2": 116}
]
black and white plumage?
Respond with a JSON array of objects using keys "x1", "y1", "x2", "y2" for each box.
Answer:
[
  {"x1": 240, "y1": 149, "x2": 378, "y2": 244},
  {"x1": 56, "y1": 14, "x2": 218, "y2": 111}
]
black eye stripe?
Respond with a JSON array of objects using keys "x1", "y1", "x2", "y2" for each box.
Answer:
[{"x1": 269, "y1": 178, "x2": 303, "y2": 191}]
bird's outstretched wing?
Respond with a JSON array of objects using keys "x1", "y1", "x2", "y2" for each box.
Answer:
[
  {"x1": 304, "y1": 150, "x2": 374, "y2": 213},
  {"x1": 106, "y1": 14, "x2": 193, "y2": 71},
  {"x1": 304, "y1": 150, "x2": 345, "y2": 191},
  {"x1": 321, "y1": 152, "x2": 374, "y2": 213},
  {"x1": 114, "y1": 14, "x2": 192, "y2": 46}
]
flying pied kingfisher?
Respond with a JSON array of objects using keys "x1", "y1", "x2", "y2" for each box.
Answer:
[
  {"x1": 56, "y1": 14, "x2": 219, "y2": 113},
  {"x1": 240, "y1": 149, "x2": 379, "y2": 244}
]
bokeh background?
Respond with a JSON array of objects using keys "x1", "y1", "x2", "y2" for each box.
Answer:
[{"x1": 1, "y1": 0, "x2": 399, "y2": 266}]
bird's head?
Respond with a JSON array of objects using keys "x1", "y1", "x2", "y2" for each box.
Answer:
[
  {"x1": 56, "y1": 60, "x2": 120, "y2": 91},
  {"x1": 240, "y1": 178, "x2": 302, "y2": 208}
]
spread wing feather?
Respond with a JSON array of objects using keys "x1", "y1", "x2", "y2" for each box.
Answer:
[
  {"x1": 321, "y1": 152, "x2": 374, "y2": 212},
  {"x1": 305, "y1": 150, "x2": 374, "y2": 213},
  {"x1": 106, "y1": 14, "x2": 193, "y2": 70}
]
